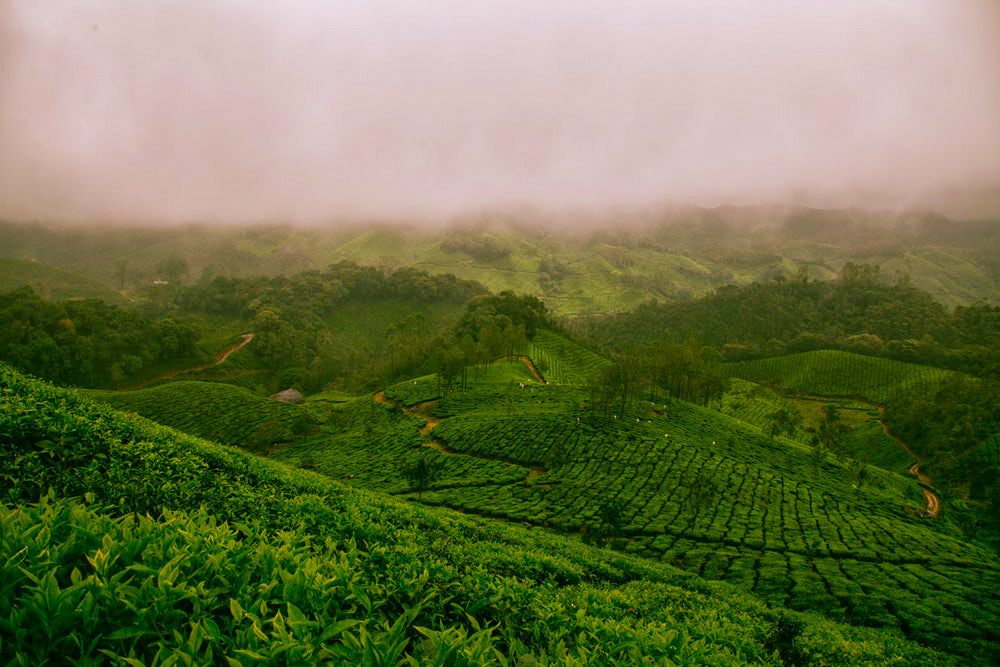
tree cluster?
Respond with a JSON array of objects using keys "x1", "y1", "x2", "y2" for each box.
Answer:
[
  {"x1": 436, "y1": 292, "x2": 541, "y2": 393},
  {"x1": 587, "y1": 339, "x2": 729, "y2": 424},
  {"x1": 0, "y1": 286, "x2": 198, "y2": 387},
  {"x1": 885, "y1": 375, "x2": 1000, "y2": 497},
  {"x1": 576, "y1": 265, "x2": 1000, "y2": 379}
]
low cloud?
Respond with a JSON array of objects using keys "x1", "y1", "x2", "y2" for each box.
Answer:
[{"x1": 2, "y1": 0, "x2": 999, "y2": 223}]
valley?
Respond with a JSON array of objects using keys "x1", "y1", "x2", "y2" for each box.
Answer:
[{"x1": 1, "y1": 217, "x2": 998, "y2": 665}]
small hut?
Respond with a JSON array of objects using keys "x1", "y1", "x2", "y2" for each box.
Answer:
[{"x1": 270, "y1": 388, "x2": 304, "y2": 404}]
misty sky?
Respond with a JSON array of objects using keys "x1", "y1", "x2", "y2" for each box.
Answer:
[{"x1": 2, "y1": 0, "x2": 999, "y2": 223}]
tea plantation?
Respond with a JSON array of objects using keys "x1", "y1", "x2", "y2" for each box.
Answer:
[
  {"x1": 93, "y1": 380, "x2": 323, "y2": 453},
  {"x1": 725, "y1": 350, "x2": 953, "y2": 404},
  {"x1": 2, "y1": 363, "x2": 969, "y2": 666},
  {"x1": 268, "y1": 337, "x2": 1000, "y2": 663}
]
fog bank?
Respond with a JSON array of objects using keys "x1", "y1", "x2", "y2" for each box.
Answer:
[{"x1": 2, "y1": 0, "x2": 999, "y2": 224}]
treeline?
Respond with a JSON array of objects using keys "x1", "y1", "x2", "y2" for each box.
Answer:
[
  {"x1": 167, "y1": 262, "x2": 487, "y2": 393},
  {"x1": 173, "y1": 261, "x2": 485, "y2": 318},
  {"x1": 885, "y1": 375, "x2": 1000, "y2": 494},
  {"x1": 586, "y1": 339, "x2": 728, "y2": 423},
  {"x1": 0, "y1": 286, "x2": 198, "y2": 387},
  {"x1": 437, "y1": 292, "x2": 549, "y2": 392},
  {"x1": 574, "y1": 264, "x2": 1000, "y2": 378},
  {"x1": 439, "y1": 231, "x2": 512, "y2": 260}
]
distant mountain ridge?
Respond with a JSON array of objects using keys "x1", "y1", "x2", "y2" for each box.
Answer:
[{"x1": 1, "y1": 206, "x2": 998, "y2": 315}]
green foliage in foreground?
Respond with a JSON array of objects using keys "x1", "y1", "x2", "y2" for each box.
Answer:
[{"x1": 0, "y1": 364, "x2": 967, "y2": 665}]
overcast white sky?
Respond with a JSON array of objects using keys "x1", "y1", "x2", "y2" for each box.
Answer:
[{"x1": 1, "y1": 0, "x2": 999, "y2": 224}]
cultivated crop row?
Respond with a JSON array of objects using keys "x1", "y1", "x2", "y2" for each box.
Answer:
[
  {"x1": 413, "y1": 388, "x2": 999, "y2": 656},
  {"x1": 515, "y1": 329, "x2": 610, "y2": 385},
  {"x1": 100, "y1": 381, "x2": 318, "y2": 451},
  {"x1": 726, "y1": 350, "x2": 952, "y2": 403}
]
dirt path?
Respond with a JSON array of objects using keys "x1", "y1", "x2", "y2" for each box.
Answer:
[
  {"x1": 213, "y1": 333, "x2": 255, "y2": 366},
  {"x1": 125, "y1": 333, "x2": 255, "y2": 389},
  {"x1": 496, "y1": 355, "x2": 546, "y2": 384},
  {"x1": 374, "y1": 390, "x2": 545, "y2": 480},
  {"x1": 746, "y1": 383, "x2": 941, "y2": 519},
  {"x1": 878, "y1": 413, "x2": 940, "y2": 518}
]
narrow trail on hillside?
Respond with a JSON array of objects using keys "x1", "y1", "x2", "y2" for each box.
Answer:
[
  {"x1": 741, "y1": 383, "x2": 940, "y2": 519},
  {"x1": 373, "y1": 391, "x2": 545, "y2": 481},
  {"x1": 878, "y1": 409, "x2": 940, "y2": 518},
  {"x1": 495, "y1": 355, "x2": 546, "y2": 384},
  {"x1": 123, "y1": 333, "x2": 255, "y2": 390}
]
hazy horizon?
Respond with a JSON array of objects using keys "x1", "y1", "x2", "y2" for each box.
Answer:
[{"x1": 2, "y1": 1, "x2": 999, "y2": 225}]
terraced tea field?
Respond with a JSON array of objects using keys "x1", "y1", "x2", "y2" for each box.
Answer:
[
  {"x1": 102, "y1": 337, "x2": 1000, "y2": 660},
  {"x1": 725, "y1": 350, "x2": 952, "y2": 404},
  {"x1": 272, "y1": 393, "x2": 531, "y2": 494},
  {"x1": 720, "y1": 378, "x2": 913, "y2": 473},
  {"x1": 96, "y1": 381, "x2": 321, "y2": 452},
  {"x1": 416, "y1": 387, "x2": 999, "y2": 658},
  {"x1": 274, "y1": 342, "x2": 1000, "y2": 659}
]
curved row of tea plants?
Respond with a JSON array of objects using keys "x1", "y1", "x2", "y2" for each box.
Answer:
[
  {"x1": 94, "y1": 380, "x2": 322, "y2": 452},
  {"x1": 387, "y1": 381, "x2": 1000, "y2": 660},
  {"x1": 725, "y1": 350, "x2": 952, "y2": 404},
  {"x1": 517, "y1": 329, "x2": 611, "y2": 385}
]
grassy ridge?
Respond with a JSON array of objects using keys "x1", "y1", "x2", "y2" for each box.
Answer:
[
  {"x1": 726, "y1": 350, "x2": 953, "y2": 404},
  {"x1": 2, "y1": 364, "x2": 967, "y2": 665},
  {"x1": 520, "y1": 329, "x2": 610, "y2": 385},
  {"x1": 93, "y1": 381, "x2": 321, "y2": 452},
  {"x1": 0, "y1": 258, "x2": 129, "y2": 304}
]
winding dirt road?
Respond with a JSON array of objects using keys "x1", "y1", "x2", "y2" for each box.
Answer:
[
  {"x1": 374, "y1": 390, "x2": 545, "y2": 480},
  {"x1": 124, "y1": 332, "x2": 255, "y2": 389},
  {"x1": 878, "y1": 413, "x2": 940, "y2": 518}
]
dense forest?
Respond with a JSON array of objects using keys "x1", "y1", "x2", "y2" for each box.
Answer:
[
  {"x1": 574, "y1": 263, "x2": 1000, "y2": 378},
  {"x1": 0, "y1": 286, "x2": 199, "y2": 387},
  {"x1": 169, "y1": 262, "x2": 486, "y2": 392}
]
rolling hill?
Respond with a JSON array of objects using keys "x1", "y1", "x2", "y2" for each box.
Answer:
[
  {"x1": 0, "y1": 257, "x2": 129, "y2": 304},
  {"x1": 261, "y1": 339, "x2": 1000, "y2": 662},
  {"x1": 2, "y1": 363, "x2": 969, "y2": 665}
]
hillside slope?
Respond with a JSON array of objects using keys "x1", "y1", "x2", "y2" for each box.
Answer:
[
  {"x1": 726, "y1": 350, "x2": 952, "y2": 404},
  {"x1": 266, "y1": 346, "x2": 1000, "y2": 662},
  {"x1": 93, "y1": 380, "x2": 322, "y2": 452},
  {"x1": 1, "y1": 364, "x2": 972, "y2": 665},
  {"x1": 0, "y1": 257, "x2": 129, "y2": 304}
]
